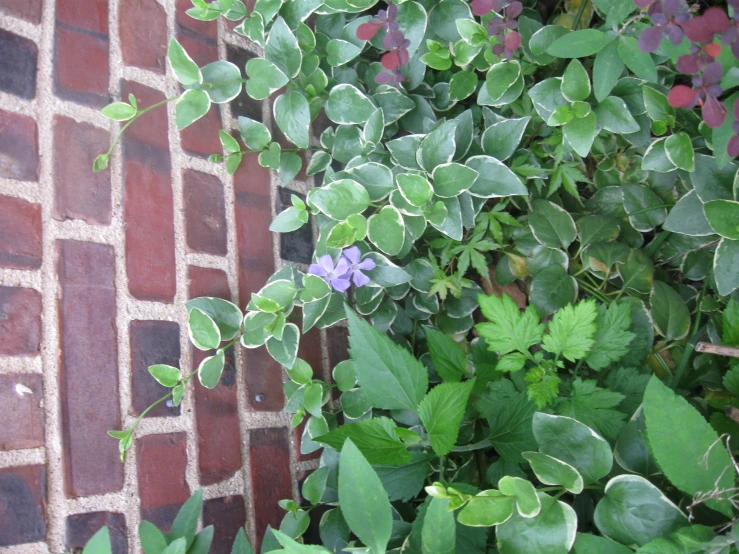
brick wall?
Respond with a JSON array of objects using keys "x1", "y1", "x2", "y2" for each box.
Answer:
[{"x1": 0, "y1": 0, "x2": 326, "y2": 552}]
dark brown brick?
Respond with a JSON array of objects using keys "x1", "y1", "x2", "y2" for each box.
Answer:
[
  {"x1": 130, "y1": 320, "x2": 181, "y2": 418},
  {"x1": 0, "y1": 374, "x2": 44, "y2": 450},
  {"x1": 183, "y1": 170, "x2": 227, "y2": 255},
  {"x1": 0, "y1": 0, "x2": 42, "y2": 23},
  {"x1": 0, "y1": 195, "x2": 42, "y2": 270},
  {"x1": 57, "y1": 240, "x2": 122, "y2": 497},
  {"x1": 245, "y1": 346, "x2": 284, "y2": 412},
  {"x1": 176, "y1": 0, "x2": 217, "y2": 39},
  {"x1": 0, "y1": 109, "x2": 39, "y2": 181},
  {"x1": 278, "y1": 189, "x2": 313, "y2": 265},
  {"x1": 203, "y1": 496, "x2": 247, "y2": 554},
  {"x1": 137, "y1": 433, "x2": 190, "y2": 531},
  {"x1": 0, "y1": 287, "x2": 41, "y2": 356},
  {"x1": 180, "y1": 105, "x2": 222, "y2": 158},
  {"x1": 119, "y1": 0, "x2": 167, "y2": 73},
  {"x1": 123, "y1": 155, "x2": 176, "y2": 302},
  {"x1": 54, "y1": 27, "x2": 109, "y2": 107},
  {"x1": 0, "y1": 30, "x2": 37, "y2": 100},
  {"x1": 249, "y1": 428, "x2": 293, "y2": 551},
  {"x1": 57, "y1": 0, "x2": 109, "y2": 34},
  {"x1": 227, "y1": 47, "x2": 263, "y2": 122},
  {"x1": 176, "y1": 33, "x2": 218, "y2": 68},
  {"x1": 53, "y1": 115, "x2": 111, "y2": 225},
  {"x1": 293, "y1": 419, "x2": 320, "y2": 462},
  {"x1": 120, "y1": 81, "x2": 169, "y2": 151},
  {"x1": 326, "y1": 326, "x2": 349, "y2": 368},
  {"x1": 66, "y1": 512, "x2": 127, "y2": 554},
  {"x1": 188, "y1": 266, "x2": 241, "y2": 486},
  {"x1": 0, "y1": 465, "x2": 46, "y2": 547}
]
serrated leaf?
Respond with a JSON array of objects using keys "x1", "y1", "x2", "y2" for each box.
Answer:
[
  {"x1": 316, "y1": 417, "x2": 411, "y2": 465},
  {"x1": 555, "y1": 378, "x2": 626, "y2": 441},
  {"x1": 418, "y1": 380, "x2": 475, "y2": 457},
  {"x1": 585, "y1": 302, "x2": 635, "y2": 370},
  {"x1": 475, "y1": 293, "x2": 545, "y2": 356},
  {"x1": 476, "y1": 383, "x2": 538, "y2": 463},
  {"x1": 542, "y1": 300, "x2": 597, "y2": 362},
  {"x1": 426, "y1": 327, "x2": 466, "y2": 382}
]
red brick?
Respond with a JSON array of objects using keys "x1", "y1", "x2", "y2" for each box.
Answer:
[
  {"x1": 66, "y1": 512, "x2": 127, "y2": 554},
  {"x1": 176, "y1": 33, "x2": 218, "y2": 68},
  {"x1": 57, "y1": 239, "x2": 122, "y2": 497},
  {"x1": 188, "y1": 266, "x2": 241, "y2": 485},
  {"x1": 0, "y1": 110, "x2": 38, "y2": 181},
  {"x1": 180, "y1": 105, "x2": 222, "y2": 158},
  {"x1": 0, "y1": 0, "x2": 42, "y2": 23},
  {"x1": 137, "y1": 433, "x2": 190, "y2": 530},
  {"x1": 120, "y1": 81, "x2": 169, "y2": 151},
  {"x1": 0, "y1": 287, "x2": 41, "y2": 356},
  {"x1": 245, "y1": 346, "x2": 284, "y2": 412},
  {"x1": 0, "y1": 374, "x2": 44, "y2": 450},
  {"x1": 183, "y1": 170, "x2": 227, "y2": 256},
  {"x1": 0, "y1": 195, "x2": 42, "y2": 270},
  {"x1": 176, "y1": 0, "x2": 217, "y2": 39},
  {"x1": 0, "y1": 465, "x2": 46, "y2": 547},
  {"x1": 53, "y1": 116, "x2": 111, "y2": 225},
  {"x1": 119, "y1": 0, "x2": 167, "y2": 73},
  {"x1": 130, "y1": 320, "x2": 181, "y2": 418},
  {"x1": 326, "y1": 326, "x2": 349, "y2": 368},
  {"x1": 203, "y1": 496, "x2": 247, "y2": 554},
  {"x1": 249, "y1": 428, "x2": 293, "y2": 550},
  {"x1": 123, "y1": 155, "x2": 176, "y2": 302},
  {"x1": 54, "y1": 27, "x2": 109, "y2": 106},
  {"x1": 0, "y1": 30, "x2": 37, "y2": 100},
  {"x1": 57, "y1": 0, "x2": 108, "y2": 34},
  {"x1": 293, "y1": 419, "x2": 320, "y2": 462}
]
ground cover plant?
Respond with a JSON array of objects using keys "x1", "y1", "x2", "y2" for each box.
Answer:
[{"x1": 87, "y1": 0, "x2": 739, "y2": 551}]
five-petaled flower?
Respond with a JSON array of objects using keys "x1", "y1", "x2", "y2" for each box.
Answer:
[
  {"x1": 342, "y1": 246, "x2": 377, "y2": 287},
  {"x1": 308, "y1": 247, "x2": 376, "y2": 292}
]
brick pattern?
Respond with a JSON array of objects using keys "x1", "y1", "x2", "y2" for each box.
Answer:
[{"x1": 0, "y1": 0, "x2": 332, "y2": 552}]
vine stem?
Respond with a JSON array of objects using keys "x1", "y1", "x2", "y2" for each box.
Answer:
[
  {"x1": 572, "y1": 0, "x2": 590, "y2": 31},
  {"x1": 105, "y1": 96, "x2": 178, "y2": 157}
]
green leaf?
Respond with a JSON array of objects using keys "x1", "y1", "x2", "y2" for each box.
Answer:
[
  {"x1": 201, "y1": 60, "x2": 242, "y2": 103},
  {"x1": 572, "y1": 533, "x2": 632, "y2": 554},
  {"x1": 642, "y1": 376, "x2": 734, "y2": 517},
  {"x1": 449, "y1": 71, "x2": 478, "y2": 102},
  {"x1": 533, "y1": 412, "x2": 613, "y2": 484},
  {"x1": 555, "y1": 378, "x2": 626, "y2": 441},
  {"x1": 148, "y1": 364, "x2": 181, "y2": 388},
  {"x1": 542, "y1": 300, "x2": 597, "y2": 362},
  {"x1": 522, "y1": 451, "x2": 583, "y2": 494},
  {"x1": 664, "y1": 132, "x2": 694, "y2": 172},
  {"x1": 345, "y1": 308, "x2": 428, "y2": 411},
  {"x1": 585, "y1": 302, "x2": 635, "y2": 370},
  {"x1": 476, "y1": 382, "x2": 538, "y2": 463},
  {"x1": 617, "y1": 37, "x2": 657, "y2": 82},
  {"x1": 170, "y1": 490, "x2": 203, "y2": 549},
  {"x1": 367, "y1": 206, "x2": 405, "y2": 256},
  {"x1": 278, "y1": 151, "x2": 302, "y2": 186},
  {"x1": 168, "y1": 38, "x2": 202, "y2": 86},
  {"x1": 421, "y1": 498, "x2": 456, "y2": 554},
  {"x1": 496, "y1": 493, "x2": 577, "y2": 554},
  {"x1": 220, "y1": 130, "x2": 240, "y2": 155},
  {"x1": 563, "y1": 112, "x2": 597, "y2": 157},
  {"x1": 140, "y1": 521, "x2": 168, "y2": 554},
  {"x1": 663, "y1": 190, "x2": 713, "y2": 237},
  {"x1": 426, "y1": 327, "x2": 466, "y2": 382},
  {"x1": 561, "y1": 60, "x2": 591, "y2": 102},
  {"x1": 636, "y1": 525, "x2": 716, "y2": 554},
  {"x1": 338, "y1": 439, "x2": 393, "y2": 554},
  {"x1": 623, "y1": 183, "x2": 667, "y2": 232},
  {"x1": 270, "y1": 206, "x2": 307, "y2": 233},
  {"x1": 245, "y1": 58, "x2": 288, "y2": 100},
  {"x1": 618, "y1": 249, "x2": 654, "y2": 294},
  {"x1": 265, "y1": 17, "x2": 302, "y2": 78},
  {"x1": 546, "y1": 29, "x2": 614, "y2": 58},
  {"x1": 577, "y1": 216, "x2": 620, "y2": 246},
  {"x1": 595, "y1": 96, "x2": 640, "y2": 134},
  {"x1": 481, "y1": 117, "x2": 530, "y2": 162},
  {"x1": 272, "y1": 530, "x2": 333, "y2": 553},
  {"x1": 458, "y1": 490, "x2": 515, "y2": 527},
  {"x1": 231, "y1": 528, "x2": 254, "y2": 554},
  {"x1": 715, "y1": 238, "x2": 739, "y2": 296},
  {"x1": 485, "y1": 61, "x2": 521, "y2": 102},
  {"x1": 528, "y1": 77, "x2": 569, "y2": 122},
  {"x1": 238, "y1": 116, "x2": 271, "y2": 151},
  {"x1": 188, "y1": 308, "x2": 221, "y2": 350},
  {"x1": 466, "y1": 155, "x2": 527, "y2": 198},
  {"x1": 499, "y1": 476, "x2": 541, "y2": 518},
  {"x1": 432, "y1": 163, "x2": 478, "y2": 198},
  {"x1": 198, "y1": 350, "x2": 225, "y2": 388},
  {"x1": 316, "y1": 417, "x2": 411, "y2": 465},
  {"x1": 186, "y1": 297, "x2": 243, "y2": 341},
  {"x1": 311, "y1": 179, "x2": 370, "y2": 221},
  {"x1": 101, "y1": 102, "x2": 136, "y2": 121},
  {"x1": 704, "y1": 199, "x2": 739, "y2": 240},
  {"x1": 418, "y1": 120, "x2": 458, "y2": 172},
  {"x1": 642, "y1": 138, "x2": 676, "y2": 172},
  {"x1": 529, "y1": 200, "x2": 577, "y2": 250},
  {"x1": 326, "y1": 39, "x2": 361, "y2": 67},
  {"x1": 418, "y1": 380, "x2": 476, "y2": 456},
  {"x1": 325, "y1": 84, "x2": 376, "y2": 125},
  {"x1": 397, "y1": 174, "x2": 433, "y2": 207},
  {"x1": 373, "y1": 452, "x2": 432, "y2": 503},
  {"x1": 302, "y1": 466, "x2": 329, "y2": 506},
  {"x1": 650, "y1": 282, "x2": 690, "y2": 341},
  {"x1": 723, "y1": 298, "x2": 739, "y2": 346},
  {"x1": 593, "y1": 40, "x2": 624, "y2": 103},
  {"x1": 175, "y1": 89, "x2": 211, "y2": 130},
  {"x1": 594, "y1": 474, "x2": 687, "y2": 547},
  {"x1": 274, "y1": 92, "x2": 310, "y2": 149},
  {"x1": 82, "y1": 526, "x2": 112, "y2": 554},
  {"x1": 188, "y1": 526, "x2": 214, "y2": 554},
  {"x1": 530, "y1": 266, "x2": 578, "y2": 318},
  {"x1": 643, "y1": 86, "x2": 675, "y2": 126},
  {"x1": 93, "y1": 153, "x2": 109, "y2": 173},
  {"x1": 476, "y1": 293, "x2": 545, "y2": 356},
  {"x1": 266, "y1": 323, "x2": 300, "y2": 369}
]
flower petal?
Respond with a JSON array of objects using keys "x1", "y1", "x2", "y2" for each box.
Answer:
[
  {"x1": 318, "y1": 254, "x2": 335, "y2": 273},
  {"x1": 342, "y1": 246, "x2": 360, "y2": 265},
  {"x1": 352, "y1": 271, "x2": 371, "y2": 287},
  {"x1": 357, "y1": 258, "x2": 377, "y2": 271},
  {"x1": 308, "y1": 263, "x2": 328, "y2": 277},
  {"x1": 331, "y1": 276, "x2": 352, "y2": 292}
]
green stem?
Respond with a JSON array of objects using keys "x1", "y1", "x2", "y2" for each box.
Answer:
[
  {"x1": 573, "y1": 0, "x2": 590, "y2": 31},
  {"x1": 106, "y1": 96, "x2": 178, "y2": 157},
  {"x1": 439, "y1": 456, "x2": 446, "y2": 483},
  {"x1": 647, "y1": 231, "x2": 672, "y2": 258}
]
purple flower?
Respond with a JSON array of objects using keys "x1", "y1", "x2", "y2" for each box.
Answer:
[
  {"x1": 309, "y1": 255, "x2": 351, "y2": 292},
  {"x1": 342, "y1": 247, "x2": 376, "y2": 287}
]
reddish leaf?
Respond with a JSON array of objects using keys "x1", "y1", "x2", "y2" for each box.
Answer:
[
  {"x1": 357, "y1": 22, "x2": 382, "y2": 41},
  {"x1": 703, "y1": 7, "x2": 730, "y2": 34},
  {"x1": 728, "y1": 135, "x2": 739, "y2": 158},
  {"x1": 703, "y1": 96, "x2": 727, "y2": 128},
  {"x1": 705, "y1": 43, "x2": 723, "y2": 58},
  {"x1": 681, "y1": 16, "x2": 714, "y2": 43},
  {"x1": 668, "y1": 85, "x2": 697, "y2": 107},
  {"x1": 381, "y1": 50, "x2": 401, "y2": 70},
  {"x1": 505, "y1": 31, "x2": 521, "y2": 51}
]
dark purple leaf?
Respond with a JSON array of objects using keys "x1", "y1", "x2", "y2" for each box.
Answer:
[
  {"x1": 702, "y1": 61, "x2": 723, "y2": 86},
  {"x1": 728, "y1": 135, "x2": 739, "y2": 157},
  {"x1": 668, "y1": 84, "x2": 698, "y2": 107},
  {"x1": 681, "y1": 16, "x2": 714, "y2": 43},
  {"x1": 704, "y1": 7, "x2": 730, "y2": 34},
  {"x1": 702, "y1": 95, "x2": 727, "y2": 128},
  {"x1": 471, "y1": 0, "x2": 496, "y2": 16},
  {"x1": 677, "y1": 53, "x2": 700, "y2": 74},
  {"x1": 639, "y1": 26, "x2": 664, "y2": 53},
  {"x1": 505, "y1": 1, "x2": 523, "y2": 19}
]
